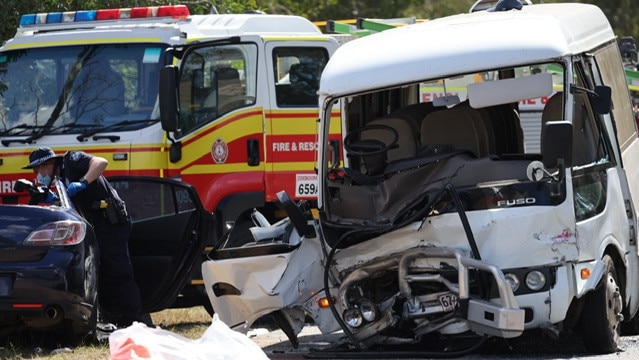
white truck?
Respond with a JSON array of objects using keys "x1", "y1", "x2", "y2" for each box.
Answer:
[
  {"x1": 203, "y1": 1, "x2": 639, "y2": 355},
  {"x1": 314, "y1": 0, "x2": 639, "y2": 353}
]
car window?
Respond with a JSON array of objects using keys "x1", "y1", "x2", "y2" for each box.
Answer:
[
  {"x1": 273, "y1": 46, "x2": 328, "y2": 107},
  {"x1": 109, "y1": 179, "x2": 180, "y2": 221}
]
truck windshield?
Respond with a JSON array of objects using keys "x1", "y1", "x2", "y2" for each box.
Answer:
[{"x1": 0, "y1": 43, "x2": 167, "y2": 136}]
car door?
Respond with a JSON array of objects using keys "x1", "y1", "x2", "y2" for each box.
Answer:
[{"x1": 107, "y1": 176, "x2": 215, "y2": 313}]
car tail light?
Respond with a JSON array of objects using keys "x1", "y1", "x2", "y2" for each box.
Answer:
[{"x1": 24, "y1": 221, "x2": 86, "y2": 246}]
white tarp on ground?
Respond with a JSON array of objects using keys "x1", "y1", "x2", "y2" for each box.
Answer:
[{"x1": 109, "y1": 314, "x2": 269, "y2": 360}]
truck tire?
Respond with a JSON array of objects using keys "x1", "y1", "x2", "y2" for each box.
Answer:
[{"x1": 580, "y1": 255, "x2": 622, "y2": 353}]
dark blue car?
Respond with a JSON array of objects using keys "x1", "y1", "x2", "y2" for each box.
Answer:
[{"x1": 0, "y1": 177, "x2": 214, "y2": 340}]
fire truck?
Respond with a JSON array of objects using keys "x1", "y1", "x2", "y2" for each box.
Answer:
[{"x1": 0, "y1": 4, "x2": 340, "y2": 311}]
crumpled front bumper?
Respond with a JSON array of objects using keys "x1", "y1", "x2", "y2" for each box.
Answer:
[{"x1": 338, "y1": 246, "x2": 525, "y2": 339}]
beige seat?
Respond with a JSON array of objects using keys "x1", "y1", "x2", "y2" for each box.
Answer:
[
  {"x1": 453, "y1": 102, "x2": 491, "y2": 156},
  {"x1": 388, "y1": 103, "x2": 433, "y2": 134},
  {"x1": 478, "y1": 107, "x2": 497, "y2": 154},
  {"x1": 420, "y1": 104, "x2": 486, "y2": 158},
  {"x1": 542, "y1": 92, "x2": 564, "y2": 122},
  {"x1": 360, "y1": 116, "x2": 418, "y2": 162},
  {"x1": 486, "y1": 104, "x2": 524, "y2": 154}
]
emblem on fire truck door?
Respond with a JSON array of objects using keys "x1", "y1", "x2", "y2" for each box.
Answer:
[{"x1": 211, "y1": 138, "x2": 229, "y2": 164}]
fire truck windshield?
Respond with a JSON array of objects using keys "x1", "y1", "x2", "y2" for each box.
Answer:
[{"x1": 0, "y1": 43, "x2": 167, "y2": 136}]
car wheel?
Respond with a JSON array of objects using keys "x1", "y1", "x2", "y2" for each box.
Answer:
[
  {"x1": 67, "y1": 243, "x2": 100, "y2": 343},
  {"x1": 580, "y1": 255, "x2": 622, "y2": 353}
]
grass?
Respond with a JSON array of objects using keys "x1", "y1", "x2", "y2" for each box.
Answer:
[{"x1": 0, "y1": 307, "x2": 212, "y2": 359}]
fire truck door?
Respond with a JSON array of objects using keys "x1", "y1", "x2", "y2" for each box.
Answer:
[{"x1": 264, "y1": 42, "x2": 331, "y2": 202}]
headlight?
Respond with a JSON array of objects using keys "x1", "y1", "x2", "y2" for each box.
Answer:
[
  {"x1": 525, "y1": 270, "x2": 546, "y2": 291},
  {"x1": 504, "y1": 273, "x2": 520, "y2": 293},
  {"x1": 359, "y1": 300, "x2": 377, "y2": 322},
  {"x1": 343, "y1": 308, "x2": 363, "y2": 328}
]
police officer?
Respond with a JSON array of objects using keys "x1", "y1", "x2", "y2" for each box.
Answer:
[{"x1": 23, "y1": 147, "x2": 143, "y2": 328}]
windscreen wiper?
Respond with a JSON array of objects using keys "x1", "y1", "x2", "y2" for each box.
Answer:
[
  {"x1": 76, "y1": 119, "x2": 158, "y2": 142},
  {"x1": 23, "y1": 121, "x2": 97, "y2": 144},
  {"x1": 2, "y1": 123, "x2": 93, "y2": 146},
  {"x1": 23, "y1": 122, "x2": 88, "y2": 144},
  {"x1": 0, "y1": 123, "x2": 39, "y2": 137},
  {"x1": 1, "y1": 124, "x2": 48, "y2": 146}
]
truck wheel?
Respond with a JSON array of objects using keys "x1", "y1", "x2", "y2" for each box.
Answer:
[{"x1": 580, "y1": 255, "x2": 622, "y2": 353}]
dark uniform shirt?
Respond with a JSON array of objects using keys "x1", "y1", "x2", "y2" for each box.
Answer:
[{"x1": 60, "y1": 150, "x2": 113, "y2": 224}]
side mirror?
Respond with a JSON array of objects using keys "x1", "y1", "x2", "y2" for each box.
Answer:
[
  {"x1": 159, "y1": 65, "x2": 179, "y2": 132},
  {"x1": 591, "y1": 85, "x2": 611, "y2": 115},
  {"x1": 541, "y1": 120, "x2": 572, "y2": 169},
  {"x1": 169, "y1": 141, "x2": 182, "y2": 163}
]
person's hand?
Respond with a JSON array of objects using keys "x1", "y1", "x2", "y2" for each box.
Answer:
[
  {"x1": 39, "y1": 188, "x2": 58, "y2": 204},
  {"x1": 44, "y1": 190, "x2": 58, "y2": 203},
  {"x1": 67, "y1": 181, "x2": 87, "y2": 196}
]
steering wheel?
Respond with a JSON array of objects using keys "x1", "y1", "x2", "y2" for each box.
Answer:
[{"x1": 343, "y1": 124, "x2": 399, "y2": 157}]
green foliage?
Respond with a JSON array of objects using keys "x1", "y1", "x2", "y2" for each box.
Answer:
[
  {"x1": 255, "y1": 0, "x2": 440, "y2": 20},
  {"x1": 580, "y1": 0, "x2": 639, "y2": 41}
]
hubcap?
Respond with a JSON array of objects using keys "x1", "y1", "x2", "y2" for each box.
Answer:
[{"x1": 605, "y1": 273, "x2": 623, "y2": 337}]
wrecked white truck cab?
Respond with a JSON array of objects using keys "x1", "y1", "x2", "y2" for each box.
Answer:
[
  {"x1": 316, "y1": 2, "x2": 639, "y2": 353},
  {"x1": 201, "y1": 1, "x2": 639, "y2": 355}
]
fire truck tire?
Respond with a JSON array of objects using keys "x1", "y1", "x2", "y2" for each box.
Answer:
[{"x1": 580, "y1": 255, "x2": 622, "y2": 353}]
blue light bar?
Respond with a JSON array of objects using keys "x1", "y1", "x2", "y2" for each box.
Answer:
[
  {"x1": 46, "y1": 12, "x2": 63, "y2": 23},
  {"x1": 74, "y1": 10, "x2": 97, "y2": 22},
  {"x1": 19, "y1": 14, "x2": 37, "y2": 27}
]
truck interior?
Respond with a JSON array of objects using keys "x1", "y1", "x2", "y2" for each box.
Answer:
[{"x1": 320, "y1": 61, "x2": 608, "y2": 246}]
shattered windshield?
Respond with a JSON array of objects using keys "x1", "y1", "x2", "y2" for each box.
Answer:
[
  {"x1": 0, "y1": 44, "x2": 166, "y2": 137},
  {"x1": 322, "y1": 62, "x2": 579, "y2": 232}
]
